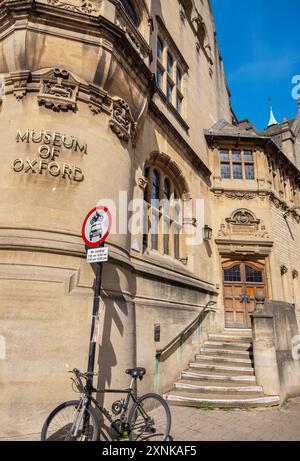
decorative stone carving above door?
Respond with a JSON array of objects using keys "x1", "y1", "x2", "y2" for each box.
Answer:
[{"x1": 218, "y1": 209, "x2": 270, "y2": 239}]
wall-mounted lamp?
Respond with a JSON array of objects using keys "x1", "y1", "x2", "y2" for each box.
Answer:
[{"x1": 203, "y1": 225, "x2": 213, "y2": 241}]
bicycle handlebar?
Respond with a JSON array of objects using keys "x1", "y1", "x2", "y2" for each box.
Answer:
[
  {"x1": 68, "y1": 369, "x2": 99, "y2": 394},
  {"x1": 69, "y1": 368, "x2": 99, "y2": 378}
]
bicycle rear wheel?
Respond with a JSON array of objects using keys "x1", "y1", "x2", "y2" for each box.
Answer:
[
  {"x1": 41, "y1": 400, "x2": 99, "y2": 441},
  {"x1": 128, "y1": 393, "x2": 171, "y2": 441}
]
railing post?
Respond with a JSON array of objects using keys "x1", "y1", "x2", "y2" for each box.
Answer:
[
  {"x1": 251, "y1": 294, "x2": 281, "y2": 396},
  {"x1": 154, "y1": 353, "x2": 161, "y2": 392}
]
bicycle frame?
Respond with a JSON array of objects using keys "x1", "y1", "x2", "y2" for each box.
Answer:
[{"x1": 77, "y1": 378, "x2": 149, "y2": 438}]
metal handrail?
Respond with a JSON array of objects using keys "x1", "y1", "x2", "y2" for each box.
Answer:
[{"x1": 155, "y1": 301, "x2": 217, "y2": 360}]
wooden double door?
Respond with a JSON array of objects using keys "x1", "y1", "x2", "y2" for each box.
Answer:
[{"x1": 223, "y1": 261, "x2": 266, "y2": 329}]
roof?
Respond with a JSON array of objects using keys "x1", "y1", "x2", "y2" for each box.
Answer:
[{"x1": 204, "y1": 118, "x2": 265, "y2": 140}]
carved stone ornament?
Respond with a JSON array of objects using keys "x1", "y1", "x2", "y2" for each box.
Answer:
[
  {"x1": 227, "y1": 210, "x2": 260, "y2": 226},
  {"x1": 225, "y1": 191, "x2": 256, "y2": 201},
  {"x1": 37, "y1": 68, "x2": 79, "y2": 112},
  {"x1": 10, "y1": 70, "x2": 31, "y2": 101},
  {"x1": 109, "y1": 98, "x2": 137, "y2": 142},
  {"x1": 89, "y1": 84, "x2": 111, "y2": 115},
  {"x1": 292, "y1": 270, "x2": 299, "y2": 279},
  {"x1": 138, "y1": 177, "x2": 148, "y2": 190},
  {"x1": 218, "y1": 209, "x2": 270, "y2": 239},
  {"x1": 280, "y1": 265, "x2": 288, "y2": 276},
  {"x1": 45, "y1": 0, "x2": 102, "y2": 16},
  {"x1": 269, "y1": 193, "x2": 289, "y2": 212}
]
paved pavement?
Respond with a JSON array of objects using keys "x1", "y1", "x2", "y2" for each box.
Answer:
[
  {"x1": 2, "y1": 397, "x2": 300, "y2": 441},
  {"x1": 169, "y1": 397, "x2": 300, "y2": 441}
]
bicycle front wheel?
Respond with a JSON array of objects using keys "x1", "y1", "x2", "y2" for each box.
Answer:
[
  {"x1": 128, "y1": 393, "x2": 171, "y2": 441},
  {"x1": 41, "y1": 400, "x2": 99, "y2": 441}
]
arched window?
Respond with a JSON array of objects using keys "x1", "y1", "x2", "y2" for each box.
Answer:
[
  {"x1": 143, "y1": 167, "x2": 183, "y2": 259},
  {"x1": 152, "y1": 169, "x2": 160, "y2": 201},
  {"x1": 119, "y1": 0, "x2": 140, "y2": 27}
]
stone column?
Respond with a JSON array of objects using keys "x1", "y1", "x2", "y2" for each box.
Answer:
[{"x1": 251, "y1": 294, "x2": 281, "y2": 396}]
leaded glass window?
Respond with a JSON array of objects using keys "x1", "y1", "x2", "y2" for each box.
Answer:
[{"x1": 224, "y1": 265, "x2": 242, "y2": 282}]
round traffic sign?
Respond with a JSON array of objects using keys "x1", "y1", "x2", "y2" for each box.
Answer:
[{"x1": 82, "y1": 206, "x2": 112, "y2": 248}]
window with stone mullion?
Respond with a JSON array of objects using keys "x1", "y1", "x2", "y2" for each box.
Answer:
[{"x1": 143, "y1": 166, "x2": 183, "y2": 258}]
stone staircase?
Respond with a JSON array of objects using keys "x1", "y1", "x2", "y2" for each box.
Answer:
[{"x1": 164, "y1": 332, "x2": 280, "y2": 409}]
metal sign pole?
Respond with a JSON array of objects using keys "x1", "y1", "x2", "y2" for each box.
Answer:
[
  {"x1": 86, "y1": 243, "x2": 105, "y2": 388},
  {"x1": 82, "y1": 206, "x2": 112, "y2": 391}
]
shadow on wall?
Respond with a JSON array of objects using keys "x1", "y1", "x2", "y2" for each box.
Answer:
[{"x1": 94, "y1": 262, "x2": 137, "y2": 440}]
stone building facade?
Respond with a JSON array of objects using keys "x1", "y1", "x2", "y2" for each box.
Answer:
[{"x1": 0, "y1": 0, "x2": 299, "y2": 439}]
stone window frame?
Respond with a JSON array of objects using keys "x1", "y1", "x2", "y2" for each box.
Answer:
[
  {"x1": 155, "y1": 19, "x2": 187, "y2": 119},
  {"x1": 219, "y1": 148, "x2": 256, "y2": 181},
  {"x1": 267, "y1": 154, "x2": 300, "y2": 206},
  {"x1": 143, "y1": 166, "x2": 183, "y2": 260}
]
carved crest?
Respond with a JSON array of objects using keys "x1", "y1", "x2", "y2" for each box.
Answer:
[
  {"x1": 218, "y1": 209, "x2": 270, "y2": 239},
  {"x1": 109, "y1": 98, "x2": 137, "y2": 142},
  {"x1": 227, "y1": 210, "x2": 260, "y2": 226},
  {"x1": 37, "y1": 68, "x2": 79, "y2": 112}
]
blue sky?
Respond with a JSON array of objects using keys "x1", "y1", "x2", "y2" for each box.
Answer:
[{"x1": 211, "y1": 0, "x2": 300, "y2": 130}]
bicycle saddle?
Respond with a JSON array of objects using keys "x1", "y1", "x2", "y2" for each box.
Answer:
[{"x1": 125, "y1": 367, "x2": 146, "y2": 378}]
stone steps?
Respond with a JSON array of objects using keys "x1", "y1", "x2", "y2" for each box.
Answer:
[
  {"x1": 164, "y1": 391, "x2": 280, "y2": 409},
  {"x1": 174, "y1": 380, "x2": 263, "y2": 395},
  {"x1": 199, "y1": 348, "x2": 253, "y2": 359},
  {"x1": 204, "y1": 341, "x2": 253, "y2": 350},
  {"x1": 164, "y1": 331, "x2": 280, "y2": 409},
  {"x1": 208, "y1": 334, "x2": 252, "y2": 343},
  {"x1": 194, "y1": 355, "x2": 254, "y2": 366},
  {"x1": 189, "y1": 363, "x2": 255, "y2": 375},
  {"x1": 181, "y1": 370, "x2": 256, "y2": 385}
]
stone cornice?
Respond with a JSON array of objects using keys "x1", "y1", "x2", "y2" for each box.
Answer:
[
  {"x1": 215, "y1": 238, "x2": 274, "y2": 257},
  {"x1": 0, "y1": 226, "x2": 217, "y2": 295},
  {"x1": 211, "y1": 187, "x2": 300, "y2": 223}
]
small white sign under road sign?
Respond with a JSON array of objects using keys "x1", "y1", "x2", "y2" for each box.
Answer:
[{"x1": 86, "y1": 247, "x2": 109, "y2": 264}]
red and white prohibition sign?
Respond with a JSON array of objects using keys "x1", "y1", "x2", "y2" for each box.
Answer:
[{"x1": 81, "y1": 206, "x2": 112, "y2": 248}]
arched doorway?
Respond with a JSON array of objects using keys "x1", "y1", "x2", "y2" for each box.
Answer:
[{"x1": 222, "y1": 261, "x2": 266, "y2": 329}]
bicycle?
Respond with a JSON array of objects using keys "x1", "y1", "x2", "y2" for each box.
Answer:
[{"x1": 41, "y1": 367, "x2": 171, "y2": 442}]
